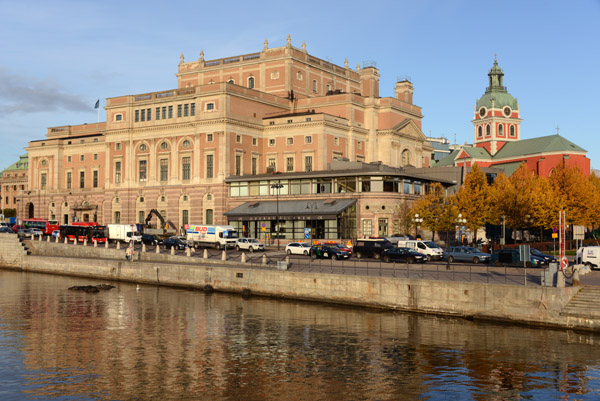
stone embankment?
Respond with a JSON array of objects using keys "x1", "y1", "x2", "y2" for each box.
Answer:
[{"x1": 1, "y1": 234, "x2": 598, "y2": 331}]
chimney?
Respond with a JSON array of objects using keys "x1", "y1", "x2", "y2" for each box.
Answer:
[{"x1": 395, "y1": 80, "x2": 413, "y2": 104}]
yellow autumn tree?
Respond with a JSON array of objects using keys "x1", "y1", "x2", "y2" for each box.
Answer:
[
  {"x1": 411, "y1": 183, "x2": 458, "y2": 243},
  {"x1": 548, "y1": 164, "x2": 594, "y2": 225},
  {"x1": 456, "y1": 164, "x2": 491, "y2": 242}
]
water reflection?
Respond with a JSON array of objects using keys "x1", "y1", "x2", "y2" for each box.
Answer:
[{"x1": 1, "y1": 269, "x2": 600, "y2": 400}]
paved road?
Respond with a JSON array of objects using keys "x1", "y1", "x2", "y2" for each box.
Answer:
[{"x1": 37, "y1": 237, "x2": 600, "y2": 287}]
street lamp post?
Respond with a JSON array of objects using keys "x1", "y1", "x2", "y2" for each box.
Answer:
[
  {"x1": 412, "y1": 213, "x2": 423, "y2": 239},
  {"x1": 271, "y1": 182, "x2": 283, "y2": 250}
]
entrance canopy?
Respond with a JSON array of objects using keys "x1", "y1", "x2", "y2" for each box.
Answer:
[{"x1": 225, "y1": 198, "x2": 357, "y2": 221}]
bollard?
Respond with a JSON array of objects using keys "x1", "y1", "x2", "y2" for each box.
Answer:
[
  {"x1": 186, "y1": 247, "x2": 191, "y2": 257},
  {"x1": 74, "y1": 237, "x2": 78, "y2": 245},
  {"x1": 105, "y1": 240, "x2": 109, "y2": 248},
  {"x1": 241, "y1": 252, "x2": 247, "y2": 263},
  {"x1": 46, "y1": 235, "x2": 50, "y2": 242},
  {"x1": 221, "y1": 250, "x2": 226, "y2": 261},
  {"x1": 116, "y1": 242, "x2": 121, "y2": 250},
  {"x1": 170, "y1": 246, "x2": 175, "y2": 255},
  {"x1": 203, "y1": 249, "x2": 208, "y2": 259},
  {"x1": 286, "y1": 255, "x2": 290, "y2": 265},
  {"x1": 39, "y1": 235, "x2": 42, "y2": 242},
  {"x1": 262, "y1": 254, "x2": 267, "y2": 266},
  {"x1": 55, "y1": 235, "x2": 59, "y2": 243},
  {"x1": 142, "y1": 243, "x2": 146, "y2": 253},
  {"x1": 93, "y1": 240, "x2": 97, "y2": 248},
  {"x1": 156, "y1": 244, "x2": 160, "y2": 253},
  {"x1": 64, "y1": 237, "x2": 68, "y2": 244},
  {"x1": 84, "y1": 239, "x2": 87, "y2": 247}
]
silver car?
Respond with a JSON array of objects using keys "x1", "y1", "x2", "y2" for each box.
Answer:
[{"x1": 235, "y1": 238, "x2": 265, "y2": 252}]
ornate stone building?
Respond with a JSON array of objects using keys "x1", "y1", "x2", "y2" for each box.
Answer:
[{"x1": 24, "y1": 37, "x2": 444, "y2": 239}]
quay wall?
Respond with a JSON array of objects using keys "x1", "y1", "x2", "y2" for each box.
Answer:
[{"x1": 1, "y1": 236, "x2": 595, "y2": 331}]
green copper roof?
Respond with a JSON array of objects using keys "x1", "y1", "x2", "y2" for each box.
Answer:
[
  {"x1": 433, "y1": 149, "x2": 460, "y2": 166},
  {"x1": 433, "y1": 146, "x2": 491, "y2": 167},
  {"x1": 475, "y1": 59, "x2": 518, "y2": 110},
  {"x1": 487, "y1": 161, "x2": 525, "y2": 176},
  {"x1": 3, "y1": 154, "x2": 28, "y2": 172},
  {"x1": 494, "y1": 134, "x2": 586, "y2": 158}
]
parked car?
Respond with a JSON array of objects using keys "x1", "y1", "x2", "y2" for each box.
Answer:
[
  {"x1": 142, "y1": 233, "x2": 163, "y2": 246},
  {"x1": 285, "y1": 242, "x2": 312, "y2": 255},
  {"x1": 444, "y1": 246, "x2": 491, "y2": 264},
  {"x1": 491, "y1": 248, "x2": 540, "y2": 267},
  {"x1": 51, "y1": 229, "x2": 60, "y2": 239},
  {"x1": 331, "y1": 243, "x2": 353, "y2": 255},
  {"x1": 309, "y1": 244, "x2": 350, "y2": 260},
  {"x1": 530, "y1": 248, "x2": 556, "y2": 265},
  {"x1": 163, "y1": 236, "x2": 188, "y2": 250},
  {"x1": 0, "y1": 226, "x2": 15, "y2": 234},
  {"x1": 381, "y1": 247, "x2": 427, "y2": 263},
  {"x1": 353, "y1": 239, "x2": 393, "y2": 260},
  {"x1": 235, "y1": 238, "x2": 265, "y2": 252},
  {"x1": 18, "y1": 228, "x2": 43, "y2": 239}
]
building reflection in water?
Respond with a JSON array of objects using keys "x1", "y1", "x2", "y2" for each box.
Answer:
[{"x1": 2, "y1": 270, "x2": 600, "y2": 400}]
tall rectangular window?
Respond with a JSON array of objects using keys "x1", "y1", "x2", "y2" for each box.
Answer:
[
  {"x1": 184, "y1": 104, "x2": 189, "y2": 117},
  {"x1": 115, "y1": 161, "x2": 121, "y2": 184},
  {"x1": 66, "y1": 172, "x2": 72, "y2": 189},
  {"x1": 190, "y1": 103, "x2": 195, "y2": 116},
  {"x1": 206, "y1": 209, "x2": 213, "y2": 225},
  {"x1": 41, "y1": 173, "x2": 47, "y2": 190},
  {"x1": 268, "y1": 158, "x2": 276, "y2": 170},
  {"x1": 93, "y1": 170, "x2": 98, "y2": 188},
  {"x1": 182, "y1": 210, "x2": 189, "y2": 226},
  {"x1": 162, "y1": 107, "x2": 167, "y2": 119},
  {"x1": 182, "y1": 157, "x2": 191, "y2": 180},
  {"x1": 235, "y1": 155, "x2": 241, "y2": 175},
  {"x1": 363, "y1": 219, "x2": 373, "y2": 237},
  {"x1": 139, "y1": 160, "x2": 147, "y2": 182},
  {"x1": 135, "y1": 110, "x2": 139, "y2": 122},
  {"x1": 206, "y1": 155, "x2": 214, "y2": 178},
  {"x1": 286, "y1": 157, "x2": 294, "y2": 172},
  {"x1": 160, "y1": 159, "x2": 168, "y2": 181},
  {"x1": 139, "y1": 211, "x2": 145, "y2": 224},
  {"x1": 141, "y1": 109, "x2": 146, "y2": 122},
  {"x1": 168, "y1": 106, "x2": 173, "y2": 118},
  {"x1": 177, "y1": 104, "x2": 182, "y2": 117},
  {"x1": 251, "y1": 157, "x2": 257, "y2": 175},
  {"x1": 147, "y1": 108, "x2": 151, "y2": 121},
  {"x1": 305, "y1": 156, "x2": 313, "y2": 172},
  {"x1": 114, "y1": 211, "x2": 120, "y2": 224},
  {"x1": 156, "y1": 107, "x2": 160, "y2": 120},
  {"x1": 79, "y1": 171, "x2": 85, "y2": 188}
]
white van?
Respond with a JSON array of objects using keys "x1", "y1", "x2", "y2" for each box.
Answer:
[
  {"x1": 577, "y1": 246, "x2": 600, "y2": 269},
  {"x1": 397, "y1": 240, "x2": 443, "y2": 261}
]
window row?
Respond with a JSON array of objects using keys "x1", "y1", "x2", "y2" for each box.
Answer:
[
  {"x1": 64, "y1": 170, "x2": 100, "y2": 189},
  {"x1": 229, "y1": 176, "x2": 429, "y2": 197},
  {"x1": 477, "y1": 124, "x2": 517, "y2": 138},
  {"x1": 135, "y1": 102, "x2": 208, "y2": 122}
]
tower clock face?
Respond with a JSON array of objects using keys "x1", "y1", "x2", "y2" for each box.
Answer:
[
  {"x1": 504, "y1": 107, "x2": 511, "y2": 117},
  {"x1": 479, "y1": 107, "x2": 486, "y2": 117}
]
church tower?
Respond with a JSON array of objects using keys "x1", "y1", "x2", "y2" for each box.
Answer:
[{"x1": 472, "y1": 57, "x2": 522, "y2": 155}]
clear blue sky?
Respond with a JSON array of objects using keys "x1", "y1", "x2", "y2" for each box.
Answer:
[{"x1": 1, "y1": 0, "x2": 599, "y2": 170}]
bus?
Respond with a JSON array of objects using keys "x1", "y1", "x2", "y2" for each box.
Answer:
[
  {"x1": 23, "y1": 218, "x2": 60, "y2": 235},
  {"x1": 60, "y1": 224, "x2": 107, "y2": 243}
]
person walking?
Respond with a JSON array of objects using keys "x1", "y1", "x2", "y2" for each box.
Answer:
[{"x1": 126, "y1": 243, "x2": 134, "y2": 261}]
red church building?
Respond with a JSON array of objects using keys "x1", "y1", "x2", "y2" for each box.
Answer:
[{"x1": 436, "y1": 57, "x2": 590, "y2": 177}]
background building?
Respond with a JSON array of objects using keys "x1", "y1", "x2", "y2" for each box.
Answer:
[
  {"x1": 435, "y1": 58, "x2": 590, "y2": 176},
  {"x1": 0, "y1": 154, "x2": 29, "y2": 221}
]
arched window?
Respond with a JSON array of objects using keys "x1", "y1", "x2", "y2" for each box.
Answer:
[
  {"x1": 510, "y1": 125, "x2": 515, "y2": 136},
  {"x1": 248, "y1": 76, "x2": 255, "y2": 89},
  {"x1": 498, "y1": 124, "x2": 503, "y2": 136},
  {"x1": 227, "y1": 79, "x2": 235, "y2": 84},
  {"x1": 486, "y1": 125, "x2": 491, "y2": 136},
  {"x1": 478, "y1": 126, "x2": 483, "y2": 138},
  {"x1": 401, "y1": 149, "x2": 410, "y2": 167}
]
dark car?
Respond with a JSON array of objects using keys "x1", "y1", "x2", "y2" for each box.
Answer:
[
  {"x1": 530, "y1": 248, "x2": 556, "y2": 265},
  {"x1": 381, "y1": 247, "x2": 427, "y2": 263},
  {"x1": 163, "y1": 236, "x2": 188, "y2": 250},
  {"x1": 491, "y1": 248, "x2": 540, "y2": 268},
  {"x1": 0, "y1": 226, "x2": 15, "y2": 234},
  {"x1": 331, "y1": 243, "x2": 353, "y2": 255},
  {"x1": 310, "y1": 244, "x2": 350, "y2": 260},
  {"x1": 142, "y1": 234, "x2": 163, "y2": 246},
  {"x1": 353, "y1": 239, "x2": 393, "y2": 260},
  {"x1": 444, "y1": 246, "x2": 491, "y2": 264}
]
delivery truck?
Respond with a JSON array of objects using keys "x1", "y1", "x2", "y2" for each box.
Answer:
[
  {"x1": 107, "y1": 224, "x2": 142, "y2": 244},
  {"x1": 186, "y1": 224, "x2": 238, "y2": 249}
]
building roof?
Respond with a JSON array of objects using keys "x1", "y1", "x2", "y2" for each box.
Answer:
[
  {"x1": 475, "y1": 59, "x2": 518, "y2": 110},
  {"x1": 494, "y1": 134, "x2": 586, "y2": 158},
  {"x1": 225, "y1": 198, "x2": 357, "y2": 220},
  {"x1": 459, "y1": 146, "x2": 492, "y2": 160},
  {"x1": 3, "y1": 154, "x2": 28, "y2": 172},
  {"x1": 433, "y1": 149, "x2": 460, "y2": 167}
]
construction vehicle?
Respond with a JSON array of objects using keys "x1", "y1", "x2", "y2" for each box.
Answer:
[{"x1": 143, "y1": 209, "x2": 177, "y2": 237}]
